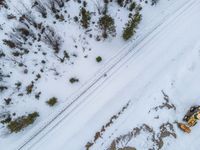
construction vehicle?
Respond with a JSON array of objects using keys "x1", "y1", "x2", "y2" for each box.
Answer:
[{"x1": 178, "y1": 106, "x2": 200, "y2": 133}]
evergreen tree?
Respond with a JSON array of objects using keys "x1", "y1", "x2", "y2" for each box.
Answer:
[
  {"x1": 98, "y1": 14, "x2": 116, "y2": 38},
  {"x1": 80, "y1": 7, "x2": 91, "y2": 29},
  {"x1": 123, "y1": 12, "x2": 142, "y2": 40}
]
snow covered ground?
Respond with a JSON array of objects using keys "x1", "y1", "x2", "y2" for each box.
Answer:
[
  {"x1": 1, "y1": 0, "x2": 200, "y2": 150},
  {"x1": 8, "y1": 0, "x2": 200, "y2": 150}
]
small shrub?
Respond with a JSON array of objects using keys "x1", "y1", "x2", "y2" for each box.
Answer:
[
  {"x1": 83, "y1": 1, "x2": 87, "y2": 7},
  {"x1": 0, "y1": 51, "x2": 5, "y2": 58},
  {"x1": 116, "y1": 0, "x2": 131, "y2": 7},
  {"x1": 1, "y1": 114, "x2": 12, "y2": 124},
  {"x1": 55, "y1": 14, "x2": 65, "y2": 21},
  {"x1": 0, "y1": 85, "x2": 8, "y2": 92},
  {"x1": 116, "y1": 0, "x2": 124, "y2": 7},
  {"x1": 35, "y1": 92, "x2": 41, "y2": 100},
  {"x1": 3, "y1": 39, "x2": 16, "y2": 48},
  {"x1": 129, "y1": 2, "x2": 136, "y2": 11},
  {"x1": 85, "y1": 142, "x2": 93, "y2": 150},
  {"x1": 96, "y1": 56, "x2": 102, "y2": 62},
  {"x1": 18, "y1": 28, "x2": 30, "y2": 37},
  {"x1": 4, "y1": 98, "x2": 12, "y2": 105},
  {"x1": 7, "y1": 112, "x2": 39, "y2": 133},
  {"x1": 15, "y1": 82, "x2": 22, "y2": 90},
  {"x1": 74, "y1": 16, "x2": 79, "y2": 22},
  {"x1": 26, "y1": 82, "x2": 34, "y2": 94},
  {"x1": 151, "y1": 0, "x2": 159, "y2": 5},
  {"x1": 7, "y1": 14, "x2": 16, "y2": 20},
  {"x1": 135, "y1": 4, "x2": 142, "y2": 12},
  {"x1": 104, "y1": 0, "x2": 109, "y2": 4},
  {"x1": 69, "y1": 77, "x2": 79, "y2": 84},
  {"x1": 12, "y1": 51, "x2": 23, "y2": 57},
  {"x1": 58, "y1": 50, "x2": 70, "y2": 63},
  {"x1": 54, "y1": 0, "x2": 65, "y2": 8},
  {"x1": 46, "y1": 97, "x2": 58, "y2": 106}
]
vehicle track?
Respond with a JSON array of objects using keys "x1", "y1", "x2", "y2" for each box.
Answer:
[{"x1": 16, "y1": 0, "x2": 196, "y2": 149}]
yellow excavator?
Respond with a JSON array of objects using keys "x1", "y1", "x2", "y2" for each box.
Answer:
[{"x1": 178, "y1": 106, "x2": 200, "y2": 133}]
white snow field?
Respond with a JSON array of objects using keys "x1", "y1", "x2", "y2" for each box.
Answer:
[
  {"x1": 1, "y1": 0, "x2": 200, "y2": 150},
  {"x1": 14, "y1": 0, "x2": 200, "y2": 150}
]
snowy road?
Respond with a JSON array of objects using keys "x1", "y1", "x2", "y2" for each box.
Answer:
[{"x1": 17, "y1": 0, "x2": 200, "y2": 149}]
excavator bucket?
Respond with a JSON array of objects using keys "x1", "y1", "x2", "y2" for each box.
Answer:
[{"x1": 178, "y1": 123, "x2": 191, "y2": 133}]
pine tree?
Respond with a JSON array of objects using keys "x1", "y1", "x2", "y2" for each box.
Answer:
[
  {"x1": 122, "y1": 12, "x2": 142, "y2": 40},
  {"x1": 80, "y1": 7, "x2": 91, "y2": 29},
  {"x1": 98, "y1": 14, "x2": 116, "y2": 38}
]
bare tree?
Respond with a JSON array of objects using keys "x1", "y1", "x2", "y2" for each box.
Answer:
[
  {"x1": 32, "y1": 0, "x2": 47, "y2": 18},
  {"x1": 92, "y1": 0, "x2": 105, "y2": 15},
  {"x1": 19, "y1": 13, "x2": 38, "y2": 29},
  {"x1": 42, "y1": 26, "x2": 62, "y2": 53},
  {"x1": 46, "y1": 0, "x2": 66, "y2": 14},
  {"x1": 46, "y1": 0, "x2": 57, "y2": 13},
  {"x1": 54, "y1": 0, "x2": 65, "y2": 8},
  {"x1": 0, "y1": 0, "x2": 8, "y2": 9},
  {"x1": 16, "y1": 26, "x2": 36, "y2": 41}
]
